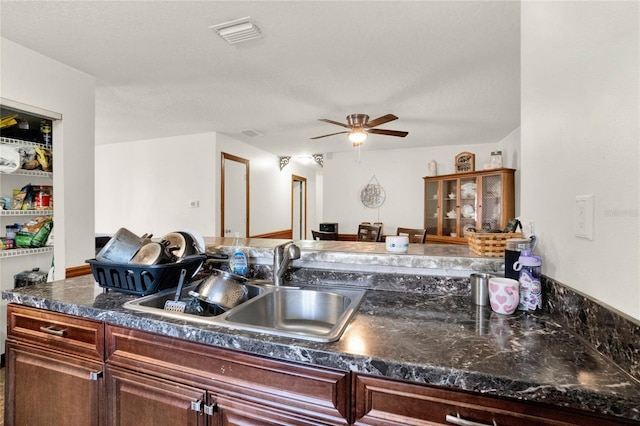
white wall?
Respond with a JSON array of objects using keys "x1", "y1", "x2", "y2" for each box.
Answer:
[
  {"x1": 95, "y1": 132, "x2": 217, "y2": 237},
  {"x1": 521, "y1": 2, "x2": 639, "y2": 319},
  {"x1": 0, "y1": 37, "x2": 96, "y2": 275},
  {"x1": 96, "y1": 132, "x2": 318, "y2": 240},
  {"x1": 322, "y1": 135, "x2": 520, "y2": 236}
]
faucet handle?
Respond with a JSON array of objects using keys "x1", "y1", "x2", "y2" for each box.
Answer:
[{"x1": 287, "y1": 243, "x2": 301, "y2": 260}]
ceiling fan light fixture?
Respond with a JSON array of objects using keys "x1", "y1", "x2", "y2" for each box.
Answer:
[{"x1": 349, "y1": 129, "x2": 367, "y2": 145}]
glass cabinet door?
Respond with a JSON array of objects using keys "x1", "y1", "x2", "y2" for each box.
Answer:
[
  {"x1": 480, "y1": 174, "x2": 503, "y2": 231},
  {"x1": 459, "y1": 177, "x2": 478, "y2": 237},
  {"x1": 442, "y1": 179, "x2": 458, "y2": 237},
  {"x1": 424, "y1": 181, "x2": 439, "y2": 236}
]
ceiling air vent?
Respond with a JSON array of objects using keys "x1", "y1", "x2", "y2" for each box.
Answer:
[
  {"x1": 241, "y1": 129, "x2": 264, "y2": 137},
  {"x1": 210, "y1": 17, "x2": 262, "y2": 45}
]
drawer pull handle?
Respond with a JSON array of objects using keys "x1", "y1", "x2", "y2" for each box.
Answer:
[
  {"x1": 39, "y1": 325, "x2": 67, "y2": 337},
  {"x1": 204, "y1": 404, "x2": 216, "y2": 416},
  {"x1": 190, "y1": 399, "x2": 202, "y2": 412},
  {"x1": 446, "y1": 414, "x2": 497, "y2": 426},
  {"x1": 89, "y1": 371, "x2": 103, "y2": 381}
]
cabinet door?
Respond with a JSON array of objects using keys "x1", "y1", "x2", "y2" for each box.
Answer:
[
  {"x1": 353, "y1": 374, "x2": 630, "y2": 426},
  {"x1": 441, "y1": 178, "x2": 459, "y2": 237},
  {"x1": 5, "y1": 342, "x2": 104, "y2": 426},
  {"x1": 458, "y1": 176, "x2": 478, "y2": 237},
  {"x1": 424, "y1": 181, "x2": 440, "y2": 236},
  {"x1": 105, "y1": 366, "x2": 206, "y2": 426},
  {"x1": 478, "y1": 173, "x2": 505, "y2": 231},
  {"x1": 106, "y1": 325, "x2": 350, "y2": 425}
]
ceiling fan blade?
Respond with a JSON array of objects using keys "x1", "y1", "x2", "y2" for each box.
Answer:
[
  {"x1": 318, "y1": 118, "x2": 351, "y2": 129},
  {"x1": 365, "y1": 114, "x2": 398, "y2": 128},
  {"x1": 310, "y1": 131, "x2": 349, "y2": 140},
  {"x1": 368, "y1": 128, "x2": 409, "y2": 138}
]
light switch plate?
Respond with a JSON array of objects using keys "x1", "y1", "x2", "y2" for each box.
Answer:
[{"x1": 575, "y1": 195, "x2": 594, "y2": 240}]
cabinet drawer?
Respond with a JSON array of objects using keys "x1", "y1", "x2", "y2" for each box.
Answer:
[
  {"x1": 353, "y1": 374, "x2": 637, "y2": 426},
  {"x1": 7, "y1": 304, "x2": 104, "y2": 361},
  {"x1": 106, "y1": 325, "x2": 350, "y2": 425}
]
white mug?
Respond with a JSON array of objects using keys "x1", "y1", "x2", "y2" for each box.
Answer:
[{"x1": 488, "y1": 277, "x2": 519, "y2": 315}]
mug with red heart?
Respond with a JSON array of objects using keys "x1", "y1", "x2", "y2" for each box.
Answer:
[{"x1": 488, "y1": 277, "x2": 520, "y2": 315}]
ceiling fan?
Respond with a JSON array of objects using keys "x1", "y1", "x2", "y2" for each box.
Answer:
[{"x1": 311, "y1": 114, "x2": 408, "y2": 146}]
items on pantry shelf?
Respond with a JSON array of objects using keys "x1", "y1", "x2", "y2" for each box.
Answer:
[
  {"x1": 5, "y1": 184, "x2": 53, "y2": 211},
  {"x1": 0, "y1": 143, "x2": 52, "y2": 173},
  {"x1": 14, "y1": 216, "x2": 53, "y2": 248}
]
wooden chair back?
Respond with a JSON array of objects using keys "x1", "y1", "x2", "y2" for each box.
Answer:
[
  {"x1": 311, "y1": 230, "x2": 338, "y2": 241},
  {"x1": 396, "y1": 227, "x2": 427, "y2": 244},
  {"x1": 357, "y1": 224, "x2": 382, "y2": 242}
]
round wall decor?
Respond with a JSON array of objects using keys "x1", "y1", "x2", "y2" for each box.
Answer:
[{"x1": 360, "y1": 176, "x2": 386, "y2": 208}]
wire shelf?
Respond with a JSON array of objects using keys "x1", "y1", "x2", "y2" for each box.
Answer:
[{"x1": 0, "y1": 246, "x2": 53, "y2": 258}]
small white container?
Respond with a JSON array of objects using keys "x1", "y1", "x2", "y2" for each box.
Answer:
[{"x1": 385, "y1": 236, "x2": 409, "y2": 253}]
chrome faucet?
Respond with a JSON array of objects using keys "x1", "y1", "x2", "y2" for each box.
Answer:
[{"x1": 273, "y1": 241, "x2": 301, "y2": 286}]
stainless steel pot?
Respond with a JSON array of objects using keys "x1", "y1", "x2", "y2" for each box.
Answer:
[{"x1": 190, "y1": 269, "x2": 248, "y2": 311}]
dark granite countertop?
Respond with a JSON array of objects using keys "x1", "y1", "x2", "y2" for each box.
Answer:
[{"x1": 3, "y1": 274, "x2": 640, "y2": 422}]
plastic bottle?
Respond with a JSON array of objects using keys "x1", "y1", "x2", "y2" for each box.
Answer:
[
  {"x1": 229, "y1": 234, "x2": 248, "y2": 277},
  {"x1": 513, "y1": 250, "x2": 542, "y2": 311}
]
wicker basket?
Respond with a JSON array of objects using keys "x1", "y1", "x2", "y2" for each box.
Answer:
[{"x1": 467, "y1": 231, "x2": 524, "y2": 257}]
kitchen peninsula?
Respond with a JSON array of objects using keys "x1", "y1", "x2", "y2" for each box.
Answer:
[{"x1": 3, "y1": 238, "x2": 640, "y2": 425}]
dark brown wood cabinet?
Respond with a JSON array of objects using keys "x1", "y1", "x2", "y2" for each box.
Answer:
[
  {"x1": 352, "y1": 374, "x2": 638, "y2": 426},
  {"x1": 5, "y1": 305, "x2": 637, "y2": 426},
  {"x1": 105, "y1": 325, "x2": 351, "y2": 425},
  {"x1": 5, "y1": 304, "x2": 105, "y2": 426},
  {"x1": 105, "y1": 366, "x2": 206, "y2": 426}
]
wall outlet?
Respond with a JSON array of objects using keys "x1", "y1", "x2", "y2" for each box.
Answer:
[
  {"x1": 575, "y1": 195, "x2": 594, "y2": 240},
  {"x1": 189, "y1": 200, "x2": 200, "y2": 208}
]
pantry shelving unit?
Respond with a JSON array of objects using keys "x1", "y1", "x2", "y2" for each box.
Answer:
[{"x1": 0, "y1": 99, "x2": 58, "y2": 302}]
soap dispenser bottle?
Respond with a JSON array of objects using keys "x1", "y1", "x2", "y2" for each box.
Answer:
[{"x1": 229, "y1": 233, "x2": 248, "y2": 277}]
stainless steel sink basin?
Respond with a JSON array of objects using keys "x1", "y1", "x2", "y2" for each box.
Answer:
[
  {"x1": 123, "y1": 281, "x2": 366, "y2": 343},
  {"x1": 223, "y1": 287, "x2": 365, "y2": 342}
]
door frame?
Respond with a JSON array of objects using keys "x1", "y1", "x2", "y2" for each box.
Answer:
[
  {"x1": 221, "y1": 152, "x2": 250, "y2": 238},
  {"x1": 291, "y1": 175, "x2": 307, "y2": 240}
]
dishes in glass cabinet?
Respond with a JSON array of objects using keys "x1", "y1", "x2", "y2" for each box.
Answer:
[
  {"x1": 461, "y1": 182, "x2": 477, "y2": 199},
  {"x1": 462, "y1": 204, "x2": 475, "y2": 218},
  {"x1": 446, "y1": 210, "x2": 456, "y2": 218}
]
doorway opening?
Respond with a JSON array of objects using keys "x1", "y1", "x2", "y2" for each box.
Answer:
[
  {"x1": 291, "y1": 175, "x2": 307, "y2": 240},
  {"x1": 221, "y1": 153, "x2": 249, "y2": 238}
]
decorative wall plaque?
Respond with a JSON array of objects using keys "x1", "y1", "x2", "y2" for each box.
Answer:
[
  {"x1": 360, "y1": 175, "x2": 386, "y2": 209},
  {"x1": 455, "y1": 152, "x2": 475, "y2": 173}
]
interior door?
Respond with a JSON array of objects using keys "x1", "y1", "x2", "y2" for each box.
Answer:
[
  {"x1": 221, "y1": 153, "x2": 249, "y2": 238},
  {"x1": 291, "y1": 175, "x2": 307, "y2": 240}
]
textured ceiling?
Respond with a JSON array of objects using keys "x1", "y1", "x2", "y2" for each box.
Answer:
[{"x1": 0, "y1": 1, "x2": 521, "y2": 156}]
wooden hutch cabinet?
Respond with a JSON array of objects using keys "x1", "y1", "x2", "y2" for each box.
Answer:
[{"x1": 423, "y1": 168, "x2": 515, "y2": 244}]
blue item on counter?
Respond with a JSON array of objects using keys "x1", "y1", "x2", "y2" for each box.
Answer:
[
  {"x1": 230, "y1": 246, "x2": 248, "y2": 277},
  {"x1": 513, "y1": 250, "x2": 542, "y2": 311}
]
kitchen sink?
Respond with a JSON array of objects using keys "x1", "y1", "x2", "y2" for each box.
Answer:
[{"x1": 123, "y1": 281, "x2": 366, "y2": 343}]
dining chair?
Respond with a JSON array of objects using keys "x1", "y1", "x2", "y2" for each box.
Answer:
[
  {"x1": 357, "y1": 224, "x2": 383, "y2": 242},
  {"x1": 396, "y1": 227, "x2": 427, "y2": 244},
  {"x1": 311, "y1": 230, "x2": 339, "y2": 241}
]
